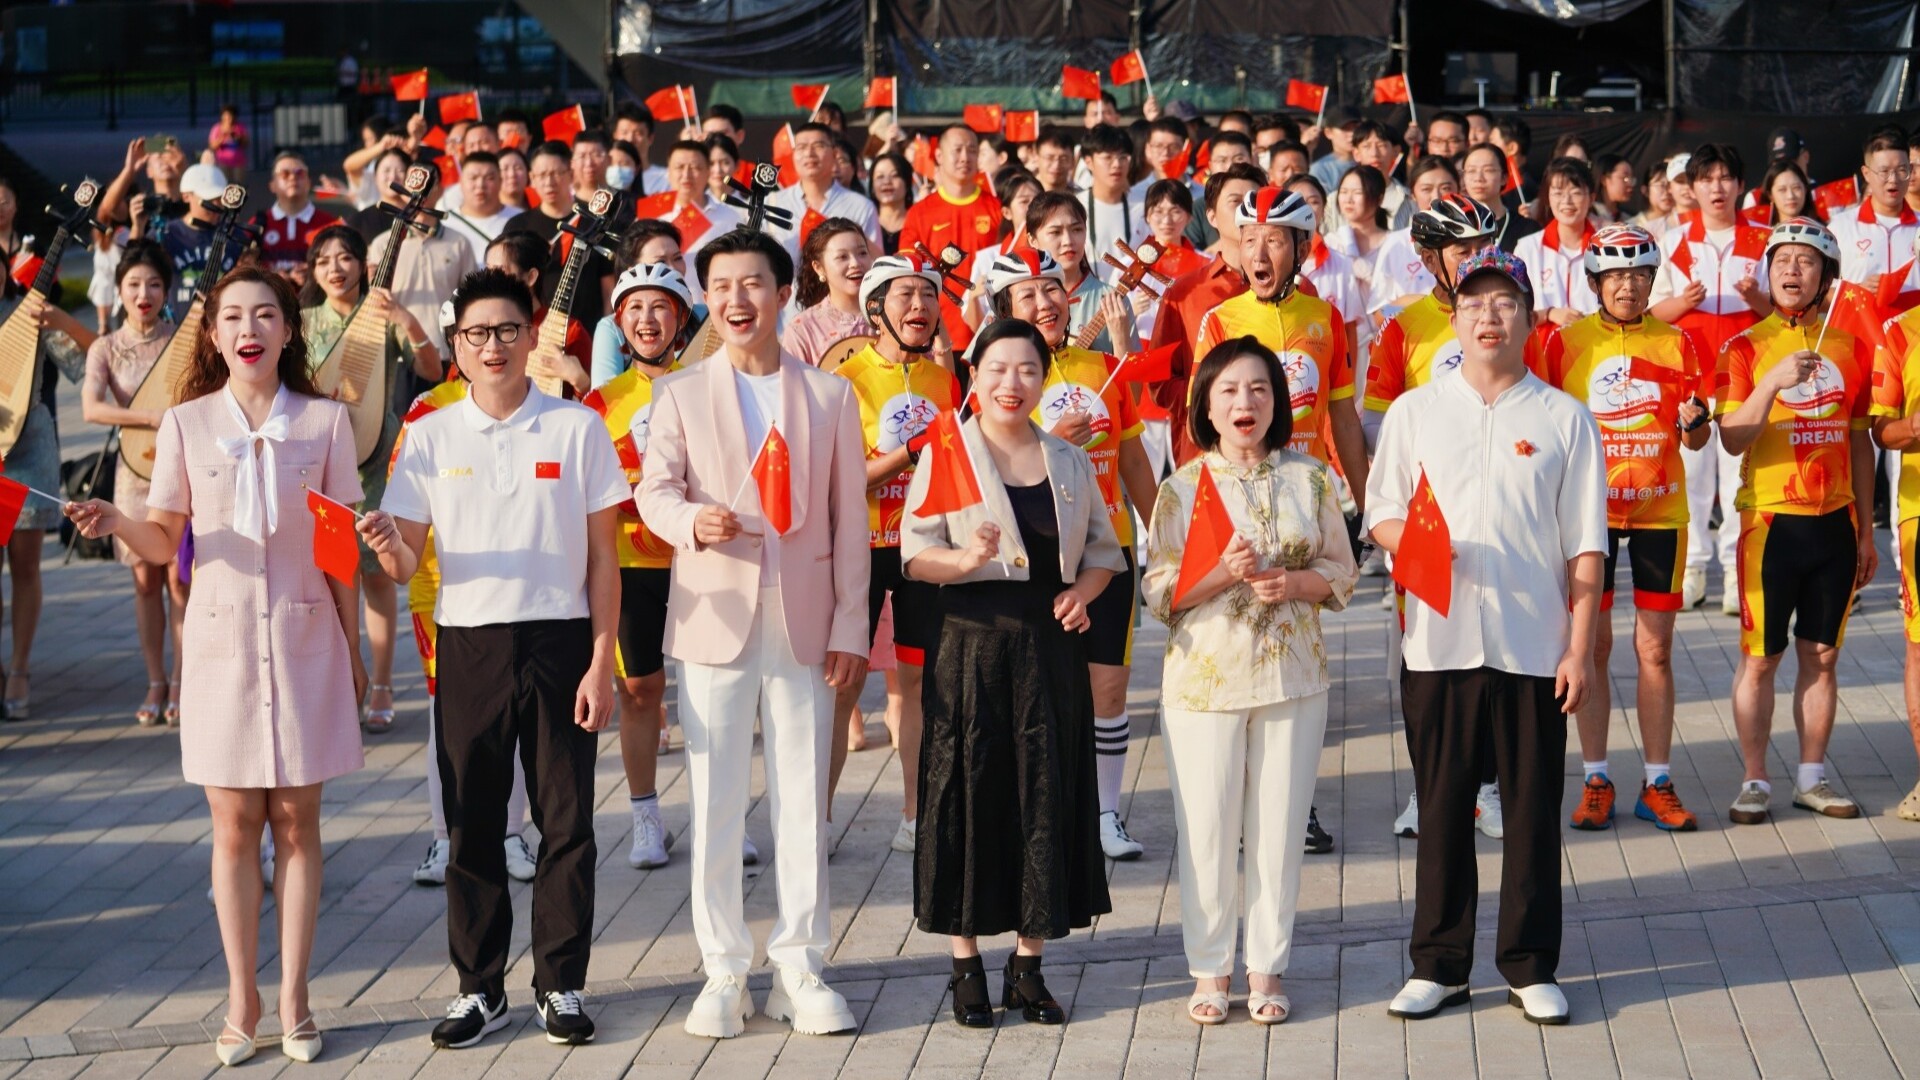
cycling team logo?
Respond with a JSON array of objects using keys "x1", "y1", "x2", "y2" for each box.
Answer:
[
  {"x1": 1278, "y1": 350, "x2": 1321, "y2": 425},
  {"x1": 1038, "y1": 380, "x2": 1114, "y2": 440},
  {"x1": 1775, "y1": 356, "x2": 1847, "y2": 419},
  {"x1": 875, "y1": 391, "x2": 942, "y2": 453},
  {"x1": 1432, "y1": 340, "x2": 1465, "y2": 376},
  {"x1": 627, "y1": 404, "x2": 655, "y2": 457},
  {"x1": 1587, "y1": 355, "x2": 1663, "y2": 432}
]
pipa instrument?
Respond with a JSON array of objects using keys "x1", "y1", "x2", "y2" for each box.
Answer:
[
  {"x1": 119, "y1": 184, "x2": 254, "y2": 479},
  {"x1": 532, "y1": 187, "x2": 625, "y2": 397},
  {"x1": 311, "y1": 164, "x2": 441, "y2": 465},
  {"x1": 0, "y1": 179, "x2": 101, "y2": 455}
]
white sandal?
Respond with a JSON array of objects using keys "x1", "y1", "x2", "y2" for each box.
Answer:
[
  {"x1": 1187, "y1": 989, "x2": 1229, "y2": 1026},
  {"x1": 1248, "y1": 989, "x2": 1291, "y2": 1025}
]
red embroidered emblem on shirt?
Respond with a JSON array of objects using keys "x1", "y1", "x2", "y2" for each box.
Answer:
[
  {"x1": 1515, "y1": 440, "x2": 1538, "y2": 457},
  {"x1": 535, "y1": 461, "x2": 561, "y2": 479}
]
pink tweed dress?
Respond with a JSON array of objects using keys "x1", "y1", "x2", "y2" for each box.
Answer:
[{"x1": 147, "y1": 390, "x2": 365, "y2": 789}]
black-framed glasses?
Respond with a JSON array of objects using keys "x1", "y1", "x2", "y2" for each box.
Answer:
[{"x1": 454, "y1": 322, "x2": 529, "y2": 347}]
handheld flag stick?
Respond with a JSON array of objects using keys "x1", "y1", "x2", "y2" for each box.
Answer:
[{"x1": 1812, "y1": 281, "x2": 1845, "y2": 356}]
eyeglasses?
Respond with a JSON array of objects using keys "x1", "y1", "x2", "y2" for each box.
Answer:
[
  {"x1": 454, "y1": 322, "x2": 529, "y2": 347},
  {"x1": 1868, "y1": 165, "x2": 1916, "y2": 181},
  {"x1": 1455, "y1": 297, "x2": 1522, "y2": 320}
]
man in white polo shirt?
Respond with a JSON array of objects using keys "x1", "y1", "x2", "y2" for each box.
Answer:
[
  {"x1": 767, "y1": 122, "x2": 883, "y2": 262},
  {"x1": 1365, "y1": 248, "x2": 1607, "y2": 1028},
  {"x1": 360, "y1": 267, "x2": 627, "y2": 1051},
  {"x1": 637, "y1": 228, "x2": 869, "y2": 1040}
]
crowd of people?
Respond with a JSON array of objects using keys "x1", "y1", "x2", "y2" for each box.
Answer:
[{"x1": 16, "y1": 75, "x2": 1920, "y2": 1059}]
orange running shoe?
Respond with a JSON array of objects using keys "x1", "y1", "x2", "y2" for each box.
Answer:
[
  {"x1": 1634, "y1": 778, "x2": 1698, "y2": 832},
  {"x1": 1569, "y1": 774, "x2": 1615, "y2": 830}
]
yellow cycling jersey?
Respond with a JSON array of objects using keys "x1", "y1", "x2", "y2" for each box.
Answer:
[
  {"x1": 834, "y1": 345, "x2": 962, "y2": 547},
  {"x1": 582, "y1": 362, "x2": 680, "y2": 569},
  {"x1": 390, "y1": 380, "x2": 470, "y2": 614},
  {"x1": 1543, "y1": 314, "x2": 1701, "y2": 529},
  {"x1": 1364, "y1": 294, "x2": 1463, "y2": 412},
  {"x1": 1034, "y1": 344, "x2": 1145, "y2": 546},
  {"x1": 1193, "y1": 289, "x2": 1353, "y2": 465},
  {"x1": 1873, "y1": 306, "x2": 1920, "y2": 524},
  {"x1": 1716, "y1": 312, "x2": 1882, "y2": 515}
]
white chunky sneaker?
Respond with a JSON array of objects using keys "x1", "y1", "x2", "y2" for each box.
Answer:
[{"x1": 764, "y1": 964, "x2": 856, "y2": 1034}]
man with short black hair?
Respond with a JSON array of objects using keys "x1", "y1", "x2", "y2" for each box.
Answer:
[
  {"x1": 613, "y1": 103, "x2": 669, "y2": 195},
  {"x1": 1464, "y1": 108, "x2": 1494, "y2": 148},
  {"x1": 571, "y1": 129, "x2": 613, "y2": 195},
  {"x1": 503, "y1": 141, "x2": 616, "y2": 333},
  {"x1": 257, "y1": 150, "x2": 340, "y2": 282},
  {"x1": 768, "y1": 121, "x2": 882, "y2": 259},
  {"x1": 443, "y1": 151, "x2": 524, "y2": 261},
  {"x1": 364, "y1": 267, "x2": 627, "y2": 1050},
  {"x1": 1084, "y1": 90, "x2": 1121, "y2": 129},
  {"x1": 1426, "y1": 111, "x2": 1469, "y2": 160},
  {"x1": 1077, "y1": 123, "x2": 1146, "y2": 277},
  {"x1": 702, "y1": 104, "x2": 745, "y2": 144},
  {"x1": 1035, "y1": 128, "x2": 1079, "y2": 193}
]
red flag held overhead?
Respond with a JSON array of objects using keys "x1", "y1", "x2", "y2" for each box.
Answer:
[
  {"x1": 1825, "y1": 280, "x2": 1890, "y2": 355},
  {"x1": 750, "y1": 427, "x2": 793, "y2": 536},
  {"x1": 1110, "y1": 50, "x2": 1148, "y2": 87},
  {"x1": 962, "y1": 103, "x2": 1005, "y2": 135},
  {"x1": 1061, "y1": 65, "x2": 1102, "y2": 101},
  {"x1": 791, "y1": 83, "x2": 830, "y2": 114},
  {"x1": 644, "y1": 85, "x2": 691, "y2": 122},
  {"x1": 1285, "y1": 80, "x2": 1327, "y2": 114},
  {"x1": 1373, "y1": 73, "x2": 1411, "y2": 104},
  {"x1": 438, "y1": 91, "x2": 481, "y2": 125},
  {"x1": 391, "y1": 68, "x2": 429, "y2": 102},
  {"x1": 1004, "y1": 110, "x2": 1039, "y2": 144},
  {"x1": 913, "y1": 410, "x2": 984, "y2": 517},
  {"x1": 1391, "y1": 468, "x2": 1452, "y2": 617},
  {"x1": 864, "y1": 77, "x2": 896, "y2": 110},
  {"x1": 1171, "y1": 464, "x2": 1236, "y2": 609},
  {"x1": 542, "y1": 104, "x2": 587, "y2": 145},
  {"x1": 1114, "y1": 343, "x2": 1177, "y2": 384},
  {"x1": 420, "y1": 125, "x2": 449, "y2": 151},
  {"x1": 307, "y1": 489, "x2": 360, "y2": 585}
]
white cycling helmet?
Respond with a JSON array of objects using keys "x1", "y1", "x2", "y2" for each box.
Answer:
[
  {"x1": 984, "y1": 248, "x2": 1067, "y2": 297},
  {"x1": 1235, "y1": 186, "x2": 1318, "y2": 232},
  {"x1": 611, "y1": 262, "x2": 695, "y2": 314},
  {"x1": 1765, "y1": 216, "x2": 1842, "y2": 265},
  {"x1": 438, "y1": 299, "x2": 457, "y2": 332},
  {"x1": 858, "y1": 253, "x2": 943, "y2": 314},
  {"x1": 1583, "y1": 223, "x2": 1662, "y2": 275}
]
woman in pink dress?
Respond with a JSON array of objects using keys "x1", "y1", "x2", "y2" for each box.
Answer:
[
  {"x1": 780, "y1": 217, "x2": 875, "y2": 366},
  {"x1": 68, "y1": 265, "x2": 366, "y2": 1066}
]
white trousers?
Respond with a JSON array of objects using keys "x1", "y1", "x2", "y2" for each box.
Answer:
[
  {"x1": 1682, "y1": 439, "x2": 1745, "y2": 572},
  {"x1": 678, "y1": 586, "x2": 834, "y2": 978},
  {"x1": 427, "y1": 694, "x2": 529, "y2": 840},
  {"x1": 1162, "y1": 691, "x2": 1328, "y2": 977}
]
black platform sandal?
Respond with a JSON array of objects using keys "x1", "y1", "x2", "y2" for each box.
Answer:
[
  {"x1": 1003, "y1": 953, "x2": 1065, "y2": 1024},
  {"x1": 949, "y1": 956, "x2": 994, "y2": 1028}
]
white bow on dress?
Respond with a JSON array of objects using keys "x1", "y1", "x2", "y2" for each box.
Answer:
[{"x1": 216, "y1": 386, "x2": 291, "y2": 542}]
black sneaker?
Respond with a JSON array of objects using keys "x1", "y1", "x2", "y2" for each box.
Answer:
[
  {"x1": 537, "y1": 990, "x2": 595, "y2": 1045},
  {"x1": 431, "y1": 991, "x2": 508, "y2": 1049},
  {"x1": 1305, "y1": 806, "x2": 1334, "y2": 854}
]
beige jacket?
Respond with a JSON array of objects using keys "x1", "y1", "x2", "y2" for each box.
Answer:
[{"x1": 900, "y1": 416, "x2": 1127, "y2": 586}]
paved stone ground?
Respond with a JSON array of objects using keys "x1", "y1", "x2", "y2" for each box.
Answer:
[{"x1": 5, "y1": 389, "x2": 1920, "y2": 1077}]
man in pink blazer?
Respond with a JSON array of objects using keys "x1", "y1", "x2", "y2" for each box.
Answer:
[{"x1": 637, "y1": 228, "x2": 870, "y2": 1040}]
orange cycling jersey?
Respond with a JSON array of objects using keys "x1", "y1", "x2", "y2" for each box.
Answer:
[
  {"x1": 834, "y1": 345, "x2": 962, "y2": 547},
  {"x1": 1544, "y1": 314, "x2": 1702, "y2": 529},
  {"x1": 1034, "y1": 344, "x2": 1144, "y2": 545},
  {"x1": 391, "y1": 380, "x2": 470, "y2": 616},
  {"x1": 1193, "y1": 288, "x2": 1353, "y2": 465},
  {"x1": 1873, "y1": 306, "x2": 1920, "y2": 524},
  {"x1": 581, "y1": 362, "x2": 681, "y2": 569},
  {"x1": 1365, "y1": 292, "x2": 1544, "y2": 412},
  {"x1": 1716, "y1": 312, "x2": 1882, "y2": 515}
]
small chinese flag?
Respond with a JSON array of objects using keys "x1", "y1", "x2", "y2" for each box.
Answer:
[
  {"x1": 1814, "y1": 177, "x2": 1861, "y2": 218},
  {"x1": 1004, "y1": 110, "x2": 1039, "y2": 144},
  {"x1": 1110, "y1": 50, "x2": 1147, "y2": 87},
  {"x1": 1171, "y1": 464, "x2": 1236, "y2": 609},
  {"x1": 864, "y1": 77, "x2": 896, "y2": 109},
  {"x1": 1504, "y1": 152, "x2": 1525, "y2": 196},
  {"x1": 1373, "y1": 73, "x2": 1411, "y2": 104},
  {"x1": 750, "y1": 426, "x2": 793, "y2": 536},
  {"x1": 799, "y1": 207, "x2": 827, "y2": 246},
  {"x1": 1061, "y1": 65, "x2": 1102, "y2": 102},
  {"x1": 962, "y1": 103, "x2": 1005, "y2": 135},
  {"x1": 634, "y1": 191, "x2": 676, "y2": 218},
  {"x1": 670, "y1": 201, "x2": 712, "y2": 249},
  {"x1": 421, "y1": 125, "x2": 448, "y2": 151},
  {"x1": 306, "y1": 488, "x2": 359, "y2": 585},
  {"x1": 535, "y1": 461, "x2": 562, "y2": 480},
  {"x1": 438, "y1": 91, "x2": 481, "y2": 125},
  {"x1": 732, "y1": 159, "x2": 757, "y2": 189},
  {"x1": 1113, "y1": 343, "x2": 1177, "y2": 384},
  {"x1": 9, "y1": 253, "x2": 42, "y2": 292},
  {"x1": 0, "y1": 476, "x2": 25, "y2": 545},
  {"x1": 909, "y1": 135, "x2": 937, "y2": 179},
  {"x1": 913, "y1": 410, "x2": 983, "y2": 517},
  {"x1": 434, "y1": 155, "x2": 460, "y2": 191},
  {"x1": 1826, "y1": 280, "x2": 1890, "y2": 354},
  {"x1": 791, "y1": 83, "x2": 830, "y2": 114},
  {"x1": 1285, "y1": 79, "x2": 1327, "y2": 114},
  {"x1": 1391, "y1": 467, "x2": 1452, "y2": 618},
  {"x1": 644, "y1": 85, "x2": 692, "y2": 122},
  {"x1": 1160, "y1": 142, "x2": 1192, "y2": 180},
  {"x1": 772, "y1": 124, "x2": 795, "y2": 165},
  {"x1": 391, "y1": 68, "x2": 429, "y2": 102},
  {"x1": 501, "y1": 128, "x2": 526, "y2": 151},
  {"x1": 542, "y1": 104, "x2": 587, "y2": 146}
]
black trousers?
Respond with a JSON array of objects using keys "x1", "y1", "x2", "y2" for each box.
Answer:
[
  {"x1": 435, "y1": 618, "x2": 597, "y2": 998},
  {"x1": 1402, "y1": 665, "x2": 1566, "y2": 988}
]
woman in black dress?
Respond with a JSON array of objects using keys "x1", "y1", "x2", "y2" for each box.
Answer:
[{"x1": 901, "y1": 318, "x2": 1127, "y2": 1028}]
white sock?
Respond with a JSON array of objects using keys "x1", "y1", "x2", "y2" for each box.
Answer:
[
  {"x1": 1093, "y1": 714, "x2": 1129, "y2": 815},
  {"x1": 1796, "y1": 763, "x2": 1825, "y2": 792},
  {"x1": 1582, "y1": 760, "x2": 1609, "y2": 782},
  {"x1": 1643, "y1": 763, "x2": 1670, "y2": 788},
  {"x1": 1746, "y1": 779, "x2": 1772, "y2": 796},
  {"x1": 630, "y1": 791, "x2": 657, "y2": 818}
]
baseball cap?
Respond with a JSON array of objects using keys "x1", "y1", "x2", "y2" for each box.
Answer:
[
  {"x1": 1454, "y1": 248, "x2": 1534, "y2": 305},
  {"x1": 181, "y1": 163, "x2": 228, "y2": 201},
  {"x1": 1664, "y1": 153, "x2": 1691, "y2": 183},
  {"x1": 1767, "y1": 127, "x2": 1806, "y2": 162}
]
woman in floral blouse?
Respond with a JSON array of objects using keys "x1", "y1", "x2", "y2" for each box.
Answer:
[{"x1": 1141, "y1": 335, "x2": 1357, "y2": 1027}]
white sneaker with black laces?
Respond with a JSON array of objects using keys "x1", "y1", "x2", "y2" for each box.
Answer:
[
  {"x1": 1100, "y1": 811, "x2": 1144, "y2": 860},
  {"x1": 413, "y1": 839, "x2": 450, "y2": 886},
  {"x1": 431, "y1": 991, "x2": 508, "y2": 1049},
  {"x1": 504, "y1": 834, "x2": 537, "y2": 882},
  {"x1": 1475, "y1": 783, "x2": 1505, "y2": 839},
  {"x1": 536, "y1": 990, "x2": 595, "y2": 1045},
  {"x1": 1393, "y1": 792, "x2": 1419, "y2": 838}
]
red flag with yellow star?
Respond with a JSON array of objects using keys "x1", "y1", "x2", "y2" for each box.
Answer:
[
  {"x1": 307, "y1": 488, "x2": 359, "y2": 584},
  {"x1": 750, "y1": 426, "x2": 793, "y2": 536},
  {"x1": 1391, "y1": 467, "x2": 1451, "y2": 617},
  {"x1": 913, "y1": 409, "x2": 983, "y2": 517},
  {"x1": 1172, "y1": 464, "x2": 1236, "y2": 609}
]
